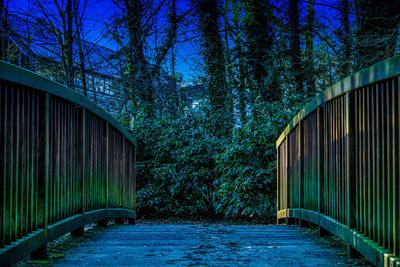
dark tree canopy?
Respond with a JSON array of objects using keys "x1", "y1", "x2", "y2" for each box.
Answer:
[{"x1": 355, "y1": 0, "x2": 400, "y2": 68}]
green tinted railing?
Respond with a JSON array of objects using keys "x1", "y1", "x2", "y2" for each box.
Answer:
[
  {"x1": 277, "y1": 56, "x2": 400, "y2": 267},
  {"x1": 0, "y1": 61, "x2": 137, "y2": 265}
]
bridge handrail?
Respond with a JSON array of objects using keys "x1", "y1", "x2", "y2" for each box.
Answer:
[
  {"x1": 276, "y1": 55, "x2": 400, "y2": 267},
  {"x1": 276, "y1": 55, "x2": 400, "y2": 148},
  {"x1": 0, "y1": 60, "x2": 136, "y2": 147},
  {"x1": 0, "y1": 60, "x2": 137, "y2": 265}
]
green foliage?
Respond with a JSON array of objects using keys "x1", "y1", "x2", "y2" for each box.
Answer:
[
  {"x1": 124, "y1": 99, "x2": 302, "y2": 220},
  {"x1": 128, "y1": 104, "x2": 226, "y2": 218},
  {"x1": 213, "y1": 101, "x2": 300, "y2": 218}
]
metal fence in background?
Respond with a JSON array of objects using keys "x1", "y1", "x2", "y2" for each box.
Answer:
[{"x1": 277, "y1": 56, "x2": 400, "y2": 267}]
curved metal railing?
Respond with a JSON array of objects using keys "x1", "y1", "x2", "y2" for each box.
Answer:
[
  {"x1": 0, "y1": 60, "x2": 137, "y2": 265},
  {"x1": 276, "y1": 55, "x2": 400, "y2": 266}
]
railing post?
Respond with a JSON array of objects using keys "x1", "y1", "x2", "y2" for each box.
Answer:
[
  {"x1": 71, "y1": 108, "x2": 86, "y2": 236},
  {"x1": 106, "y1": 123, "x2": 109, "y2": 209},
  {"x1": 97, "y1": 123, "x2": 109, "y2": 228},
  {"x1": 316, "y1": 105, "x2": 327, "y2": 237},
  {"x1": 346, "y1": 92, "x2": 357, "y2": 257},
  {"x1": 0, "y1": 82, "x2": 5, "y2": 247},
  {"x1": 116, "y1": 136, "x2": 126, "y2": 224},
  {"x1": 286, "y1": 136, "x2": 290, "y2": 216},
  {"x1": 276, "y1": 146, "x2": 280, "y2": 224},
  {"x1": 393, "y1": 77, "x2": 400, "y2": 257},
  {"x1": 30, "y1": 93, "x2": 49, "y2": 259},
  {"x1": 298, "y1": 121, "x2": 304, "y2": 227},
  {"x1": 82, "y1": 108, "x2": 86, "y2": 214},
  {"x1": 122, "y1": 137, "x2": 126, "y2": 209},
  {"x1": 129, "y1": 146, "x2": 136, "y2": 225}
]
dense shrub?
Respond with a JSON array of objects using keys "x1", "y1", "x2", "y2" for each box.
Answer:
[
  {"x1": 213, "y1": 101, "x2": 300, "y2": 218},
  {"x1": 127, "y1": 106, "x2": 226, "y2": 218},
  {"x1": 123, "y1": 99, "x2": 303, "y2": 220}
]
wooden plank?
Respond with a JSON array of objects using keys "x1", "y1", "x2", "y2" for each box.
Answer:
[
  {"x1": 82, "y1": 109, "x2": 86, "y2": 213},
  {"x1": 386, "y1": 79, "x2": 393, "y2": 252},
  {"x1": 317, "y1": 106, "x2": 324, "y2": 216},
  {"x1": 376, "y1": 83, "x2": 382, "y2": 245},
  {"x1": 395, "y1": 77, "x2": 400, "y2": 257},
  {"x1": 106, "y1": 123, "x2": 109, "y2": 209},
  {"x1": 299, "y1": 123, "x2": 303, "y2": 210},
  {"x1": 20, "y1": 89, "x2": 25, "y2": 238},
  {"x1": 354, "y1": 90, "x2": 361, "y2": 231},
  {"x1": 370, "y1": 84, "x2": 376, "y2": 243},
  {"x1": 133, "y1": 146, "x2": 137, "y2": 211},
  {"x1": 381, "y1": 81, "x2": 387, "y2": 249},
  {"x1": 8, "y1": 85, "x2": 14, "y2": 244},
  {"x1": 393, "y1": 77, "x2": 400, "y2": 257},
  {"x1": 44, "y1": 94, "x2": 50, "y2": 241},
  {"x1": 0, "y1": 82, "x2": 5, "y2": 247},
  {"x1": 323, "y1": 105, "x2": 326, "y2": 215},
  {"x1": 367, "y1": 85, "x2": 372, "y2": 240},
  {"x1": 346, "y1": 92, "x2": 356, "y2": 229},
  {"x1": 362, "y1": 88, "x2": 366, "y2": 234}
]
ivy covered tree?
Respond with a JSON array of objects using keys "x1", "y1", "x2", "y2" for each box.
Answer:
[
  {"x1": 244, "y1": 0, "x2": 280, "y2": 102},
  {"x1": 193, "y1": 0, "x2": 232, "y2": 135}
]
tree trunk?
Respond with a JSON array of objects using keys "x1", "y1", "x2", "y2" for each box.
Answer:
[
  {"x1": 232, "y1": 0, "x2": 246, "y2": 123},
  {"x1": 0, "y1": 0, "x2": 9, "y2": 61},
  {"x1": 305, "y1": 0, "x2": 315, "y2": 97},
  {"x1": 289, "y1": 0, "x2": 302, "y2": 95},
  {"x1": 245, "y1": 0, "x2": 279, "y2": 102},
  {"x1": 125, "y1": 0, "x2": 154, "y2": 117},
  {"x1": 222, "y1": 1, "x2": 233, "y2": 122},
  {"x1": 65, "y1": 0, "x2": 74, "y2": 88},
  {"x1": 337, "y1": 0, "x2": 351, "y2": 79},
  {"x1": 75, "y1": 8, "x2": 87, "y2": 97},
  {"x1": 194, "y1": 0, "x2": 231, "y2": 133}
]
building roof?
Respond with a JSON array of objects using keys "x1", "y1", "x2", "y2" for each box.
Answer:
[{"x1": 3, "y1": 14, "x2": 121, "y2": 78}]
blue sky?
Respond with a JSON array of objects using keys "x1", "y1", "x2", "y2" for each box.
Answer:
[
  {"x1": 8, "y1": 0, "x2": 342, "y2": 85},
  {"x1": 9, "y1": 0, "x2": 202, "y2": 85}
]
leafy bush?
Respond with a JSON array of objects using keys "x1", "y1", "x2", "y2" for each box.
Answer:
[
  {"x1": 213, "y1": 101, "x2": 300, "y2": 218},
  {"x1": 123, "y1": 99, "x2": 302, "y2": 220},
  {"x1": 128, "y1": 106, "x2": 226, "y2": 218}
]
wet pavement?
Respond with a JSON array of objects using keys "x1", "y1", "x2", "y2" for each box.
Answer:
[{"x1": 53, "y1": 223, "x2": 354, "y2": 266}]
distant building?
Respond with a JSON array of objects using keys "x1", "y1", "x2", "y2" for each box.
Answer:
[{"x1": 0, "y1": 14, "x2": 126, "y2": 115}]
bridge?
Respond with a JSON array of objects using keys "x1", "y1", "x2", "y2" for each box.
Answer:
[
  {"x1": 0, "y1": 56, "x2": 400, "y2": 266},
  {"x1": 277, "y1": 55, "x2": 400, "y2": 266},
  {"x1": 0, "y1": 60, "x2": 136, "y2": 264}
]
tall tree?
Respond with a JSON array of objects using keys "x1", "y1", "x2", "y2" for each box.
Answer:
[
  {"x1": 355, "y1": 0, "x2": 400, "y2": 69},
  {"x1": 337, "y1": 0, "x2": 351, "y2": 79},
  {"x1": 34, "y1": 0, "x2": 75, "y2": 88},
  {"x1": 288, "y1": 0, "x2": 302, "y2": 95},
  {"x1": 194, "y1": 0, "x2": 231, "y2": 132},
  {"x1": 123, "y1": 0, "x2": 153, "y2": 116},
  {"x1": 152, "y1": 0, "x2": 182, "y2": 115},
  {"x1": 244, "y1": 0, "x2": 279, "y2": 102},
  {"x1": 305, "y1": 0, "x2": 315, "y2": 96},
  {"x1": 74, "y1": 0, "x2": 88, "y2": 96},
  {"x1": 111, "y1": 0, "x2": 184, "y2": 117},
  {"x1": 231, "y1": 0, "x2": 247, "y2": 123},
  {"x1": 0, "y1": 0, "x2": 9, "y2": 60}
]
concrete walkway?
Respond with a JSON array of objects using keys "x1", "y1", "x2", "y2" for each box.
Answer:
[{"x1": 53, "y1": 223, "x2": 354, "y2": 266}]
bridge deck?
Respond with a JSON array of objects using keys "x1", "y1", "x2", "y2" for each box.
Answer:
[{"x1": 50, "y1": 224, "x2": 355, "y2": 266}]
